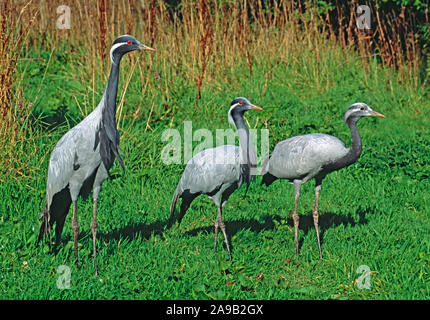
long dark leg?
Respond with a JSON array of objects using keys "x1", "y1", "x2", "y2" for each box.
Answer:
[
  {"x1": 71, "y1": 201, "x2": 79, "y2": 267},
  {"x1": 214, "y1": 205, "x2": 232, "y2": 260},
  {"x1": 292, "y1": 181, "x2": 301, "y2": 255},
  {"x1": 313, "y1": 180, "x2": 322, "y2": 259},
  {"x1": 91, "y1": 198, "x2": 98, "y2": 275}
]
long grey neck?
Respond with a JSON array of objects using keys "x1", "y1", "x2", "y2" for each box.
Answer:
[
  {"x1": 103, "y1": 62, "x2": 120, "y2": 116},
  {"x1": 330, "y1": 117, "x2": 362, "y2": 171},
  {"x1": 345, "y1": 117, "x2": 362, "y2": 163},
  {"x1": 94, "y1": 59, "x2": 125, "y2": 172},
  {"x1": 232, "y1": 112, "x2": 257, "y2": 180}
]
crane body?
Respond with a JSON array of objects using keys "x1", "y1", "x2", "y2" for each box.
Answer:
[{"x1": 261, "y1": 103, "x2": 385, "y2": 258}]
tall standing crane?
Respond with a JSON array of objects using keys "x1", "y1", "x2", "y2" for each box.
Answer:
[
  {"x1": 261, "y1": 103, "x2": 385, "y2": 258},
  {"x1": 169, "y1": 97, "x2": 262, "y2": 259},
  {"x1": 37, "y1": 35, "x2": 155, "y2": 275}
]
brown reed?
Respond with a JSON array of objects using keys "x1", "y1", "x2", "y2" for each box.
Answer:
[{"x1": 0, "y1": 0, "x2": 427, "y2": 181}]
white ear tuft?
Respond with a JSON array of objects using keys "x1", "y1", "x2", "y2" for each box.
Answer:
[
  {"x1": 228, "y1": 103, "x2": 240, "y2": 126},
  {"x1": 110, "y1": 42, "x2": 127, "y2": 64}
]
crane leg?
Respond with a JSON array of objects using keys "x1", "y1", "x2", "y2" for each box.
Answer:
[
  {"x1": 91, "y1": 198, "x2": 98, "y2": 275},
  {"x1": 214, "y1": 206, "x2": 232, "y2": 260},
  {"x1": 292, "y1": 181, "x2": 301, "y2": 255},
  {"x1": 214, "y1": 212, "x2": 219, "y2": 253},
  {"x1": 71, "y1": 201, "x2": 79, "y2": 267},
  {"x1": 313, "y1": 183, "x2": 322, "y2": 259}
]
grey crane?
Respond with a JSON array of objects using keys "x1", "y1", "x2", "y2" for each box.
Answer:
[
  {"x1": 169, "y1": 97, "x2": 262, "y2": 259},
  {"x1": 260, "y1": 103, "x2": 385, "y2": 258},
  {"x1": 37, "y1": 35, "x2": 155, "y2": 275}
]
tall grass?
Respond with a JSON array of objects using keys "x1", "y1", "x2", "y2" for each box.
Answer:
[
  {"x1": 1, "y1": 0, "x2": 428, "y2": 182},
  {"x1": 0, "y1": 0, "x2": 39, "y2": 182}
]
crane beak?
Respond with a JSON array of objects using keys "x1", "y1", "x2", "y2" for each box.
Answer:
[
  {"x1": 139, "y1": 44, "x2": 156, "y2": 52},
  {"x1": 250, "y1": 105, "x2": 263, "y2": 111},
  {"x1": 371, "y1": 110, "x2": 385, "y2": 118}
]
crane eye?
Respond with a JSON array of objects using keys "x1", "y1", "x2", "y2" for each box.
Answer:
[
  {"x1": 360, "y1": 107, "x2": 365, "y2": 111},
  {"x1": 238, "y1": 101, "x2": 243, "y2": 105},
  {"x1": 127, "y1": 40, "x2": 132, "y2": 45}
]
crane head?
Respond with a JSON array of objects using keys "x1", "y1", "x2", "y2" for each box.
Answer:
[
  {"x1": 110, "y1": 35, "x2": 155, "y2": 65},
  {"x1": 344, "y1": 102, "x2": 385, "y2": 124},
  {"x1": 228, "y1": 97, "x2": 262, "y2": 126}
]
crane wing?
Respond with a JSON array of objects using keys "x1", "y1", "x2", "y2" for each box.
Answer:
[
  {"x1": 45, "y1": 128, "x2": 80, "y2": 205},
  {"x1": 176, "y1": 145, "x2": 241, "y2": 195},
  {"x1": 45, "y1": 109, "x2": 102, "y2": 205},
  {"x1": 269, "y1": 133, "x2": 348, "y2": 180}
]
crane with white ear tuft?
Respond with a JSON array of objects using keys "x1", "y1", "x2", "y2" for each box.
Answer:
[
  {"x1": 37, "y1": 35, "x2": 155, "y2": 275},
  {"x1": 261, "y1": 103, "x2": 385, "y2": 259},
  {"x1": 169, "y1": 97, "x2": 262, "y2": 260}
]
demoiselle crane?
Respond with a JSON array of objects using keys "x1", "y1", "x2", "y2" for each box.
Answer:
[
  {"x1": 37, "y1": 35, "x2": 155, "y2": 275},
  {"x1": 261, "y1": 103, "x2": 385, "y2": 258},
  {"x1": 169, "y1": 97, "x2": 262, "y2": 259}
]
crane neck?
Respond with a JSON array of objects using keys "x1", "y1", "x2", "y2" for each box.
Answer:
[
  {"x1": 231, "y1": 111, "x2": 257, "y2": 180},
  {"x1": 103, "y1": 62, "x2": 120, "y2": 115},
  {"x1": 346, "y1": 116, "x2": 362, "y2": 161},
  {"x1": 93, "y1": 59, "x2": 125, "y2": 172},
  {"x1": 329, "y1": 116, "x2": 362, "y2": 171}
]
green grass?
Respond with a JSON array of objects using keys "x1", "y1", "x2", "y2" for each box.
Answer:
[{"x1": 1, "y1": 43, "x2": 429, "y2": 299}]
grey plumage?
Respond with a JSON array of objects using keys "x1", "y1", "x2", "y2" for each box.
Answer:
[
  {"x1": 169, "y1": 97, "x2": 262, "y2": 259},
  {"x1": 37, "y1": 35, "x2": 155, "y2": 274},
  {"x1": 261, "y1": 103, "x2": 385, "y2": 258}
]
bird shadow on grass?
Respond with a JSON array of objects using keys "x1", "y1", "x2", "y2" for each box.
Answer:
[
  {"x1": 99, "y1": 219, "x2": 169, "y2": 243},
  {"x1": 55, "y1": 206, "x2": 370, "y2": 256},
  {"x1": 181, "y1": 205, "x2": 371, "y2": 256},
  {"x1": 183, "y1": 214, "x2": 282, "y2": 237},
  {"x1": 293, "y1": 206, "x2": 370, "y2": 253},
  {"x1": 55, "y1": 219, "x2": 169, "y2": 254}
]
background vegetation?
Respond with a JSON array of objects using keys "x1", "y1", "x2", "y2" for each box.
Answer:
[{"x1": 0, "y1": 0, "x2": 429, "y2": 299}]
